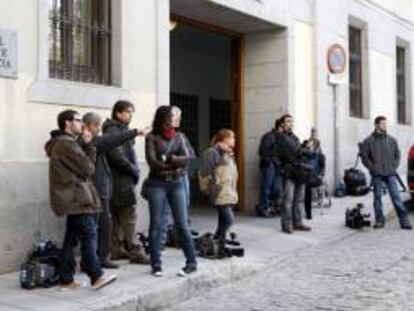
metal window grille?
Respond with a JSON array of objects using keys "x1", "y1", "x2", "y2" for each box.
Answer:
[
  {"x1": 48, "y1": 0, "x2": 111, "y2": 85},
  {"x1": 170, "y1": 93, "x2": 199, "y2": 154},
  {"x1": 396, "y1": 46, "x2": 407, "y2": 124},
  {"x1": 349, "y1": 26, "x2": 363, "y2": 118}
]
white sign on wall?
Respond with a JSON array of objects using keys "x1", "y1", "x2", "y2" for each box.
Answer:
[{"x1": 0, "y1": 29, "x2": 17, "y2": 79}]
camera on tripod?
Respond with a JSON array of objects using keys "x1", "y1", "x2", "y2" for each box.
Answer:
[{"x1": 345, "y1": 203, "x2": 371, "y2": 229}]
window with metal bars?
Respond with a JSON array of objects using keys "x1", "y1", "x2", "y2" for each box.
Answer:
[
  {"x1": 396, "y1": 46, "x2": 407, "y2": 124},
  {"x1": 48, "y1": 0, "x2": 111, "y2": 85},
  {"x1": 349, "y1": 25, "x2": 363, "y2": 118}
]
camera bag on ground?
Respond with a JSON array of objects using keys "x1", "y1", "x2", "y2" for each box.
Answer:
[
  {"x1": 20, "y1": 239, "x2": 60, "y2": 289},
  {"x1": 194, "y1": 232, "x2": 244, "y2": 259},
  {"x1": 343, "y1": 154, "x2": 370, "y2": 196}
]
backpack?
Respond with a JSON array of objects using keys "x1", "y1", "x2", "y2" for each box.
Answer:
[
  {"x1": 20, "y1": 240, "x2": 60, "y2": 289},
  {"x1": 343, "y1": 155, "x2": 369, "y2": 196}
]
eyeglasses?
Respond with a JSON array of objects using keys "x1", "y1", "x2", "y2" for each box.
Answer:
[{"x1": 72, "y1": 118, "x2": 82, "y2": 123}]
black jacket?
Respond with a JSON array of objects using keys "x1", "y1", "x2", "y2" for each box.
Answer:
[
  {"x1": 360, "y1": 131, "x2": 400, "y2": 176},
  {"x1": 274, "y1": 131, "x2": 304, "y2": 178},
  {"x1": 79, "y1": 129, "x2": 138, "y2": 200},
  {"x1": 102, "y1": 119, "x2": 140, "y2": 208},
  {"x1": 258, "y1": 130, "x2": 280, "y2": 168}
]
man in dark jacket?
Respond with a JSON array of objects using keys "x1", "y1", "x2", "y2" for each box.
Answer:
[
  {"x1": 256, "y1": 118, "x2": 283, "y2": 217},
  {"x1": 274, "y1": 114, "x2": 311, "y2": 234},
  {"x1": 82, "y1": 112, "x2": 144, "y2": 268},
  {"x1": 360, "y1": 116, "x2": 412, "y2": 230},
  {"x1": 45, "y1": 110, "x2": 116, "y2": 290},
  {"x1": 102, "y1": 101, "x2": 149, "y2": 263}
]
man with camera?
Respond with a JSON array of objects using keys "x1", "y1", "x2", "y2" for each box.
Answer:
[
  {"x1": 274, "y1": 114, "x2": 311, "y2": 234},
  {"x1": 360, "y1": 116, "x2": 412, "y2": 230}
]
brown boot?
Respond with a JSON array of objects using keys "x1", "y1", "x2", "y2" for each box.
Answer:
[
  {"x1": 111, "y1": 248, "x2": 131, "y2": 260},
  {"x1": 129, "y1": 246, "x2": 150, "y2": 265}
]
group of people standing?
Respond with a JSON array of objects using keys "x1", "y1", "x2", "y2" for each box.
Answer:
[
  {"x1": 257, "y1": 114, "x2": 325, "y2": 233},
  {"x1": 45, "y1": 101, "x2": 239, "y2": 289},
  {"x1": 257, "y1": 114, "x2": 412, "y2": 234},
  {"x1": 44, "y1": 99, "x2": 413, "y2": 291}
]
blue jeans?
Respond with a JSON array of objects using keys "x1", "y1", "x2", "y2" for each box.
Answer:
[
  {"x1": 146, "y1": 178, "x2": 197, "y2": 269},
  {"x1": 372, "y1": 175, "x2": 409, "y2": 225},
  {"x1": 59, "y1": 214, "x2": 102, "y2": 284},
  {"x1": 214, "y1": 205, "x2": 235, "y2": 241},
  {"x1": 281, "y1": 178, "x2": 305, "y2": 227},
  {"x1": 160, "y1": 174, "x2": 190, "y2": 245},
  {"x1": 259, "y1": 164, "x2": 282, "y2": 211}
]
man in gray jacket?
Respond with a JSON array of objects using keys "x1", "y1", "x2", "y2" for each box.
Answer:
[{"x1": 360, "y1": 116, "x2": 412, "y2": 230}]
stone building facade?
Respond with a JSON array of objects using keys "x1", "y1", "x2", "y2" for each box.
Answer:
[{"x1": 1, "y1": 0, "x2": 414, "y2": 272}]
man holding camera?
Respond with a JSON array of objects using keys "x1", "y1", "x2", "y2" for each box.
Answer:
[
  {"x1": 275, "y1": 114, "x2": 311, "y2": 234},
  {"x1": 360, "y1": 116, "x2": 412, "y2": 230}
]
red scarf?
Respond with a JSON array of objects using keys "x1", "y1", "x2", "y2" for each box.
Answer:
[{"x1": 163, "y1": 127, "x2": 176, "y2": 140}]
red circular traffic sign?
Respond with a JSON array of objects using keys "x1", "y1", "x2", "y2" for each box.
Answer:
[{"x1": 327, "y1": 44, "x2": 347, "y2": 74}]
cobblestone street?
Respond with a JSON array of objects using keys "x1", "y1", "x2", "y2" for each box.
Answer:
[{"x1": 170, "y1": 213, "x2": 414, "y2": 311}]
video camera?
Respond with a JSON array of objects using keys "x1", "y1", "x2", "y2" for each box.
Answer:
[
  {"x1": 194, "y1": 232, "x2": 245, "y2": 259},
  {"x1": 345, "y1": 203, "x2": 371, "y2": 229}
]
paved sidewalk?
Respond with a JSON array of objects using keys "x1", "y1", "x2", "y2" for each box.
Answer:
[{"x1": 0, "y1": 193, "x2": 407, "y2": 311}]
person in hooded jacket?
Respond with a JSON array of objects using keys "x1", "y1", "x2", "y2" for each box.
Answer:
[{"x1": 45, "y1": 109, "x2": 116, "y2": 290}]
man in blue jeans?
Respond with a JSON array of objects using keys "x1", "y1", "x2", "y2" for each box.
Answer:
[
  {"x1": 45, "y1": 110, "x2": 117, "y2": 290},
  {"x1": 360, "y1": 116, "x2": 412, "y2": 230},
  {"x1": 256, "y1": 119, "x2": 283, "y2": 217}
]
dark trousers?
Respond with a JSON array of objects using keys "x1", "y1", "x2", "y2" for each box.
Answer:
[
  {"x1": 304, "y1": 185, "x2": 312, "y2": 218},
  {"x1": 97, "y1": 198, "x2": 111, "y2": 263},
  {"x1": 214, "y1": 205, "x2": 235, "y2": 241},
  {"x1": 259, "y1": 164, "x2": 282, "y2": 211},
  {"x1": 110, "y1": 203, "x2": 137, "y2": 254},
  {"x1": 59, "y1": 214, "x2": 102, "y2": 284}
]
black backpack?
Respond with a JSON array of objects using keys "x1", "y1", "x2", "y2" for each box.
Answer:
[
  {"x1": 20, "y1": 240, "x2": 60, "y2": 289},
  {"x1": 343, "y1": 155, "x2": 369, "y2": 196}
]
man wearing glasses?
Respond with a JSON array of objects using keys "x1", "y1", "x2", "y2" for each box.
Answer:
[{"x1": 45, "y1": 110, "x2": 116, "y2": 290}]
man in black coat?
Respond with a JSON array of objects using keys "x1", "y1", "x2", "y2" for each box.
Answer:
[
  {"x1": 102, "y1": 101, "x2": 149, "y2": 263},
  {"x1": 360, "y1": 116, "x2": 412, "y2": 230},
  {"x1": 274, "y1": 114, "x2": 311, "y2": 234},
  {"x1": 82, "y1": 112, "x2": 144, "y2": 268},
  {"x1": 256, "y1": 118, "x2": 283, "y2": 217}
]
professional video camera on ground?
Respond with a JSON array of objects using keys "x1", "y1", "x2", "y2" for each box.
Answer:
[{"x1": 345, "y1": 203, "x2": 371, "y2": 229}]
